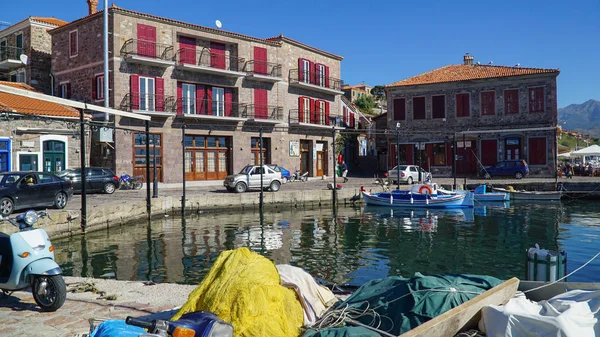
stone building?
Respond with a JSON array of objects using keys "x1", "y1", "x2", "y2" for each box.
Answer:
[
  {"x1": 342, "y1": 83, "x2": 372, "y2": 102},
  {"x1": 0, "y1": 16, "x2": 67, "y2": 94},
  {"x1": 49, "y1": 3, "x2": 351, "y2": 183},
  {"x1": 0, "y1": 81, "x2": 87, "y2": 173},
  {"x1": 385, "y1": 54, "x2": 560, "y2": 177}
]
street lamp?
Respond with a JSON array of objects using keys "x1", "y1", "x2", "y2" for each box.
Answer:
[{"x1": 395, "y1": 122, "x2": 400, "y2": 190}]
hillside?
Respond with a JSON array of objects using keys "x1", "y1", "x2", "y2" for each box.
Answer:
[{"x1": 558, "y1": 99, "x2": 600, "y2": 137}]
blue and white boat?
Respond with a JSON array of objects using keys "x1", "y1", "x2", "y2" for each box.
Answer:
[
  {"x1": 361, "y1": 184, "x2": 473, "y2": 208},
  {"x1": 473, "y1": 185, "x2": 510, "y2": 202}
]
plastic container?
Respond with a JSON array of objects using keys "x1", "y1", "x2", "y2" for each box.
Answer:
[{"x1": 526, "y1": 244, "x2": 567, "y2": 282}]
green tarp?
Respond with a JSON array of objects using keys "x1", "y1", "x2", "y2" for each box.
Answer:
[{"x1": 302, "y1": 273, "x2": 502, "y2": 337}]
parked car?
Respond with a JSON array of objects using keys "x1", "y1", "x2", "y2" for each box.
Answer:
[
  {"x1": 57, "y1": 167, "x2": 120, "y2": 194},
  {"x1": 481, "y1": 160, "x2": 529, "y2": 179},
  {"x1": 267, "y1": 165, "x2": 291, "y2": 184},
  {"x1": 387, "y1": 165, "x2": 432, "y2": 184},
  {"x1": 0, "y1": 171, "x2": 73, "y2": 216},
  {"x1": 223, "y1": 165, "x2": 282, "y2": 193}
]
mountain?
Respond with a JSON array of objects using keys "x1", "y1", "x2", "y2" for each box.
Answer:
[{"x1": 558, "y1": 99, "x2": 600, "y2": 137}]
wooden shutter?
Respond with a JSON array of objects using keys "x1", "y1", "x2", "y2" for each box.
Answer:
[
  {"x1": 206, "y1": 86, "x2": 213, "y2": 115},
  {"x1": 224, "y1": 88, "x2": 233, "y2": 116},
  {"x1": 309, "y1": 98, "x2": 315, "y2": 123},
  {"x1": 481, "y1": 139, "x2": 497, "y2": 166},
  {"x1": 66, "y1": 83, "x2": 71, "y2": 99},
  {"x1": 482, "y1": 91, "x2": 495, "y2": 115},
  {"x1": 298, "y1": 58, "x2": 305, "y2": 82},
  {"x1": 179, "y1": 36, "x2": 196, "y2": 65},
  {"x1": 196, "y1": 85, "x2": 205, "y2": 115},
  {"x1": 298, "y1": 96, "x2": 304, "y2": 123},
  {"x1": 92, "y1": 76, "x2": 97, "y2": 101},
  {"x1": 393, "y1": 98, "x2": 406, "y2": 120},
  {"x1": 210, "y1": 42, "x2": 226, "y2": 69},
  {"x1": 176, "y1": 82, "x2": 183, "y2": 114},
  {"x1": 413, "y1": 97, "x2": 425, "y2": 120},
  {"x1": 325, "y1": 101, "x2": 330, "y2": 125},
  {"x1": 432, "y1": 95, "x2": 445, "y2": 119},
  {"x1": 312, "y1": 100, "x2": 319, "y2": 124},
  {"x1": 137, "y1": 24, "x2": 156, "y2": 57},
  {"x1": 308, "y1": 60, "x2": 315, "y2": 84},
  {"x1": 528, "y1": 137, "x2": 546, "y2": 165},
  {"x1": 155, "y1": 77, "x2": 164, "y2": 111},
  {"x1": 254, "y1": 47, "x2": 267, "y2": 75},
  {"x1": 325, "y1": 66, "x2": 330, "y2": 88},
  {"x1": 130, "y1": 75, "x2": 139, "y2": 110},
  {"x1": 254, "y1": 89, "x2": 268, "y2": 119}
]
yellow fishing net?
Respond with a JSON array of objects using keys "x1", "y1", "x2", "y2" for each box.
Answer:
[{"x1": 172, "y1": 247, "x2": 303, "y2": 337}]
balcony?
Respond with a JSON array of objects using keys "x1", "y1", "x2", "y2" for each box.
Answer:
[
  {"x1": 119, "y1": 93, "x2": 177, "y2": 117},
  {"x1": 0, "y1": 46, "x2": 25, "y2": 70},
  {"x1": 120, "y1": 39, "x2": 175, "y2": 67},
  {"x1": 244, "y1": 60, "x2": 282, "y2": 83},
  {"x1": 288, "y1": 109, "x2": 343, "y2": 129},
  {"x1": 175, "y1": 98, "x2": 246, "y2": 122},
  {"x1": 242, "y1": 105, "x2": 284, "y2": 124},
  {"x1": 289, "y1": 69, "x2": 343, "y2": 95},
  {"x1": 175, "y1": 48, "x2": 246, "y2": 78}
]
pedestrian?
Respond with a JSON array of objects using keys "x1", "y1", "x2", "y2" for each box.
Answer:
[
  {"x1": 566, "y1": 163, "x2": 573, "y2": 179},
  {"x1": 341, "y1": 161, "x2": 348, "y2": 183}
]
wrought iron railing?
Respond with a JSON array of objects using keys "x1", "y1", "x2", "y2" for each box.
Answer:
[
  {"x1": 0, "y1": 46, "x2": 23, "y2": 62},
  {"x1": 120, "y1": 39, "x2": 174, "y2": 60},
  {"x1": 289, "y1": 69, "x2": 343, "y2": 91},
  {"x1": 242, "y1": 105, "x2": 284, "y2": 121},
  {"x1": 176, "y1": 98, "x2": 246, "y2": 117},
  {"x1": 244, "y1": 60, "x2": 282, "y2": 78},
  {"x1": 288, "y1": 109, "x2": 335, "y2": 126},
  {"x1": 119, "y1": 93, "x2": 177, "y2": 113},
  {"x1": 175, "y1": 47, "x2": 245, "y2": 72}
]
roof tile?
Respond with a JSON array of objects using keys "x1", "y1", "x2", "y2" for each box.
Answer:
[
  {"x1": 0, "y1": 81, "x2": 79, "y2": 118},
  {"x1": 387, "y1": 64, "x2": 559, "y2": 88},
  {"x1": 30, "y1": 17, "x2": 68, "y2": 27}
]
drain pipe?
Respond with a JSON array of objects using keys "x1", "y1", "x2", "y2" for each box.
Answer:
[{"x1": 49, "y1": 73, "x2": 54, "y2": 96}]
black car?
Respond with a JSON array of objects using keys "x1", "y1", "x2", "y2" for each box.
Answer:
[
  {"x1": 57, "y1": 167, "x2": 120, "y2": 194},
  {"x1": 0, "y1": 171, "x2": 74, "y2": 216}
]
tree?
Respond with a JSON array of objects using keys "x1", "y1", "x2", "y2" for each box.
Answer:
[
  {"x1": 354, "y1": 94, "x2": 376, "y2": 115},
  {"x1": 370, "y1": 85, "x2": 386, "y2": 102}
]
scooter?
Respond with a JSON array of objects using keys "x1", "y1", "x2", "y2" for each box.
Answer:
[
  {"x1": 290, "y1": 169, "x2": 308, "y2": 182},
  {"x1": 0, "y1": 210, "x2": 67, "y2": 311}
]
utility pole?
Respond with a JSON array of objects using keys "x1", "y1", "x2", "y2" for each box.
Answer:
[
  {"x1": 80, "y1": 110, "x2": 87, "y2": 230},
  {"x1": 396, "y1": 123, "x2": 400, "y2": 190},
  {"x1": 259, "y1": 127, "x2": 264, "y2": 210},
  {"x1": 463, "y1": 133, "x2": 467, "y2": 189},
  {"x1": 181, "y1": 124, "x2": 186, "y2": 214},
  {"x1": 152, "y1": 136, "x2": 158, "y2": 198},
  {"x1": 145, "y1": 120, "x2": 151, "y2": 216},
  {"x1": 452, "y1": 133, "x2": 457, "y2": 190}
]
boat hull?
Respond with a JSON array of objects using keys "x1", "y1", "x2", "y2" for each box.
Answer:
[
  {"x1": 474, "y1": 193, "x2": 510, "y2": 202},
  {"x1": 492, "y1": 188, "x2": 562, "y2": 201},
  {"x1": 362, "y1": 191, "x2": 473, "y2": 208}
]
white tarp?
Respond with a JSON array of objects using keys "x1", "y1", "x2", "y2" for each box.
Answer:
[
  {"x1": 572, "y1": 145, "x2": 600, "y2": 156},
  {"x1": 480, "y1": 290, "x2": 600, "y2": 337}
]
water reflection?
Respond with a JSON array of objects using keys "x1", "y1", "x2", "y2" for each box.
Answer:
[{"x1": 55, "y1": 200, "x2": 600, "y2": 285}]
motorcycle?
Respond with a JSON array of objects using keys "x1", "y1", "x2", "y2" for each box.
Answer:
[
  {"x1": 289, "y1": 169, "x2": 308, "y2": 182},
  {"x1": 120, "y1": 172, "x2": 143, "y2": 190},
  {"x1": 0, "y1": 210, "x2": 67, "y2": 311}
]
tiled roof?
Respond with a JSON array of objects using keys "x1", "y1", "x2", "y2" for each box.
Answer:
[
  {"x1": 264, "y1": 34, "x2": 343, "y2": 61},
  {"x1": 0, "y1": 82, "x2": 80, "y2": 118},
  {"x1": 30, "y1": 17, "x2": 67, "y2": 27},
  {"x1": 387, "y1": 64, "x2": 560, "y2": 88}
]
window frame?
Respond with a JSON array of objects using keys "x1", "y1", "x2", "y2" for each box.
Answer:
[
  {"x1": 528, "y1": 87, "x2": 545, "y2": 113},
  {"x1": 393, "y1": 98, "x2": 406, "y2": 121},
  {"x1": 94, "y1": 73, "x2": 105, "y2": 101},
  {"x1": 412, "y1": 96, "x2": 426, "y2": 120},
  {"x1": 480, "y1": 91, "x2": 496, "y2": 116},
  {"x1": 59, "y1": 82, "x2": 70, "y2": 99},
  {"x1": 504, "y1": 89, "x2": 519, "y2": 115},
  {"x1": 455, "y1": 93, "x2": 470, "y2": 118},
  {"x1": 69, "y1": 30, "x2": 78, "y2": 58},
  {"x1": 431, "y1": 95, "x2": 446, "y2": 119},
  {"x1": 212, "y1": 87, "x2": 225, "y2": 116},
  {"x1": 182, "y1": 83, "x2": 196, "y2": 114},
  {"x1": 139, "y1": 76, "x2": 155, "y2": 111},
  {"x1": 15, "y1": 32, "x2": 23, "y2": 56},
  {"x1": 301, "y1": 59, "x2": 310, "y2": 84}
]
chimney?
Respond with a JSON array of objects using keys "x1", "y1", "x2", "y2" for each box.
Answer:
[
  {"x1": 87, "y1": 0, "x2": 99, "y2": 15},
  {"x1": 463, "y1": 53, "x2": 474, "y2": 66}
]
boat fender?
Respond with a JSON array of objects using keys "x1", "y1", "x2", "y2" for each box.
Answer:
[
  {"x1": 419, "y1": 185, "x2": 433, "y2": 194},
  {"x1": 390, "y1": 194, "x2": 393, "y2": 204}
]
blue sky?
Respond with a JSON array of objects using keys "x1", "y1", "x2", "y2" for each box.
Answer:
[{"x1": 3, "y1": 0, "x2": 599, "y2": 107}]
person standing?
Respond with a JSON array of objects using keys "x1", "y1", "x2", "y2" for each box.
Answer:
[{"x1": 341, "y1": 161, "x2": 348, "y2": 183}]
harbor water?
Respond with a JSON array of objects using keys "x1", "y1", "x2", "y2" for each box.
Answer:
[{"x1": 55, "y1": 200, "x2": 600, "y2": 285}]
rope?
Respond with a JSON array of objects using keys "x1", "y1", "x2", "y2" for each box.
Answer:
[{"x1": 523, "y1": 250, "x2": 600, "y2": 294}]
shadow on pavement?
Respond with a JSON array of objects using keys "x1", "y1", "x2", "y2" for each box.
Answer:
[{"x1": 0, "y1": 292, "x2": 42, "y2": 312}]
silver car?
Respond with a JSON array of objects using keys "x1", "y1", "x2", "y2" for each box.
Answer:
[
  {"x1": 223, "y1": 165, "x2": 282, "y2": 193},
  {"x1": 387, "y1": 165, "x2": 432, "y2": 184}
]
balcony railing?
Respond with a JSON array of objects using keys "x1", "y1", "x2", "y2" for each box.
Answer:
[
  {"x1": 288, "y1": 109, "x2": 334, "y2": 126},
  {"x1": 120, "y1": 39, "x2": 174, "y2": 60},
  {"x1": 242, "y1": 104, "x2": 284, "y2": 121},
  {"x1": 176, "y1": 98, "x2": 246, "y2": 118},
  {"x1": 175, "y1": 47, "x2": 245, "y2": 72},
  {"x1": 289, "y1": 69, "x2": 343, "y2": 92},
  {"x1": 244, "y1": 60, "x2": 282, "y2": 78},
  {"x1": 119, "y1": 93, "x2": 177, "y2": 113}
]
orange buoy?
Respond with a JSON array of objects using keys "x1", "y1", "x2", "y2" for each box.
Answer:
[{"x1": 418, "y1": 185, "x2": 433, "y2": 194}]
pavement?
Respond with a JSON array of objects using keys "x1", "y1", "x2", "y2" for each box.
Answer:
[{"x1": 0, "y1": 276, "x2": 197, "y2": 337}]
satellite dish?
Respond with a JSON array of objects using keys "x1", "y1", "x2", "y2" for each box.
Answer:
[
  {"x1": 19, "y1": 54, "x2": 29, "y2": 65},
  {"x1": 215, "y1": 20, "x2": 222, "y2": 29}
]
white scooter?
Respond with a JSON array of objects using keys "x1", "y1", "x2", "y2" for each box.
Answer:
[{"x1": 0, "y1": 210, "x2": 66, "y2": 311}]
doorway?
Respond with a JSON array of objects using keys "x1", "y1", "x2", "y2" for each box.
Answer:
[
  {"x1": 42, "y1": 140, "x2": 65, "y2": 173},
  {"x1": 184, "y1": 135, "x2": 230, "y2": 181},
  {"x1": 505, "y1": 138, "x2": 521, "y2": 160},
  {"x1": 316, "y1": 141, "x2": 327, "y2": 176},
  {"x1": 300, "y1": 140, "x2": 311, "y2": 174}
]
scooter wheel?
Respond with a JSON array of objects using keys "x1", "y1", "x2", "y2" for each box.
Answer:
[{"x1": 32, "y1": 275, "x2": 66, "y2": 312}]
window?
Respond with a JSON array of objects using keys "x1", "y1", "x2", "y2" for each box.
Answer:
[
  {"x1": 139, "y1": 76, "x2": 155, "y2": 111},
  {"x1": 481, "y1": 91, "x2": 495, "y2": 116},
  {"x1": 504, "y1": 89, "x2": 519, "y2": 114},
  {"x1": 316, "y1": 64, "x2": 326, "y2": 87},
  {"x1": 315, "y1": 100, "x2": 326, "y2": 125},
  {"x1": 302, "y1": 59, "x2": 310, "y2": 83},
  {"x1": 529, "y1": 87, "x2": 544, "y2": 113},
  {"x1": 432, "y1": 143, "x2": 446, "y2": 166},
  {"x1": 0, "y1": 139, "x2": 9, "y2": 172},
  {"x1": 393, "y1": 98, "x2": 406, "y2": 120},
  {"x1": 16, "y1": 33, "x2": 23, "y2": 56},
  {"x1": 250, "y1": 137, "x2": 271, "y2": 165},
  {"x1": 12, "y1": 69, "x2": 25, "y2": 83},
  {"x1": 212, "y1": 87, "x2": 224, "y2": 116},
  {"x1": 456, "y1": 93, "x2": 470, "y2": 117},
  {"x1": 133, "y1": 133, "x2": 161, "y2": 166},
  {"x1": 300, "y1": 97, "x2": 311, "y2": 122},
  {"x1": 93, "y1": 74, "x2": 104, "y2": 100},
  {"x1": 413, "y1": 97, "x2": 425, "y2": 120},
  {"x1": 59, "y1": 83, "x2": 71, "y2": 99},
  {"x1": 528, "y1": 137, "x2": 547, "y2": 165},
  {"x1": 182, "y1": 83, "x2": 196, "y2": 114},
  {"x1": 0, "y1": 39, "x2": 6, "y2": 60},
  {"x1": 432, "y1": 95, "x2": 445, "y2": 119},
  {"x1": 69, "y1": 30, "x2": 78, "y2": 57}
]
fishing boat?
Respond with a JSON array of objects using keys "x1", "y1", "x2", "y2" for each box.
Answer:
[
  {"x1": 492, "y1": 187, "x2": 562, "y2": 201},
  {"x1": 361, "y1": 184, "x2": 474, "y2": 208},
  {"x1": 472, "y1": 185, "x2": 509, "y2": 202}
]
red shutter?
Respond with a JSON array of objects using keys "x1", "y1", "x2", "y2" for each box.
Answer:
[
  {"x1": 456, "y1": 94, "x2": 463, "y2": 117},
  {"x1": 309, "y1": 98, "x2": 315, "y2": 123},
  {"x1": 481, "y1": 139, "x2": 498, "y2": 166},
  {"x1": 393, "y1": 98, "x2": 405, "y2": 120},
  {"x1": 254, "y1": 46, "x2": 267, "y2": 75},
  {"x1": 298, "y1": 96, "x2": 304, "y2": 123},
  {"x1": 179, "y1": 37, "x2": 196, "y2": 65},
  {"x1": 196, "y1": 85, "x2": 205, "y2": 115},
  {"x1": 66, "y1": 83, "x2": 71, "y2": 99},
  {"x1": 155, "y1": 77, "x2": 164, "y2": 112},
  {"x1": 92, "y1": 76, "x2": 97, "y2": 101},
  {"x1": 176, "y1": 82, "x2": 183, "y2": 114},
  {"x1": 254, "y1": 89, "x2": 268, "y2": 119},
  {"x1": 325, "y1": 101, "x2": 330, "y2": 125},
  {"x1": 298, "y1": 58, "x2": 305, "y2": 82},
  {"x1": 224, "y1": 88, "x2": 233, "y2": 116},
  {"x1": 130, "y1": 75, "x2": 139, "y2": 110},
  {"x1": 528, "y1": 137, "x2": 546, "y2": 165},
  {"x1": 210, "y1": 42, "x2": 226, "y2": 69},
  {"x1": 405, "y1": 144, "x2": 414, "y2": 165},
  {"x1": 206, "y1": 86, "x2": 213, "y2": 115},
  {"x1": 325, "y1": 66, "x2": 330, "y2": 88},
  {"x1": 308, "y1": 60, "x2": 315, "y2": 84}
]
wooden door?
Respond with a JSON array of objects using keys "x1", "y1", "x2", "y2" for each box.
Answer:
[
  {"x1": 316, "y1": 151, "x2": 324, "y2": 176},
  {"x1": 179, "y1": 36, "x2": 196, "y2": 65},
  {"x1": 210, "y1": 42, "x2": 226, "y2": 69},
  {"x1": 137, "y1": 24, "x2": 156, "y2": 58},
  {"x1": 206, "y1": 151, "x2": 217, "y2": 180},
  {"x1": 456, "y1": 141, "x2": 478, "y2": 175},
  {"x1": 254, "y1": 89, "x2": 268, "y2": 119},
  {"x1": 253, "y1": 46, "x2": 267, "y2": 75},
  {"x1": 481, "y1": 140, "x2": 498, "y2": 166}
]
